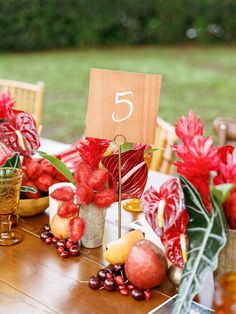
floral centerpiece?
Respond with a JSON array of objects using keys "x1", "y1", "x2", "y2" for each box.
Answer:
[{"x1": 141, "y1": 111, "x2": 235, "y2": 313}]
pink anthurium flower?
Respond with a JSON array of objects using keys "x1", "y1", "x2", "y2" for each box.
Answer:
[{"x1": 0, "y1": 141, "x2": 14, "y2": 166}]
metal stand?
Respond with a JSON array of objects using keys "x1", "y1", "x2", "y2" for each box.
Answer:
[{"x1": 114, "y1": 134, "x2": 126, "y2": 239}]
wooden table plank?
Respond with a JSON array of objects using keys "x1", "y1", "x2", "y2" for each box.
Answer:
[
  {"x1": 0, "y1": 280, "x2": 56, "y2": 314},
  {"x1": 0, "y1": 228, "x2": 170, "y2": 314}
]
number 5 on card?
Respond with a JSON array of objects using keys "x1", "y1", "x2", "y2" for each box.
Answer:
[{"x1": 85, "y1": 68, "x2": 161, "y2": 145}]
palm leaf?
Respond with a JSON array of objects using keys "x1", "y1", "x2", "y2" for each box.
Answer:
[
  {"x1": 37, "y1": 151, "x2": 74, "y2": 184},
  {"x1": 172, "y1": 176, "x2": 227, "y2": 314}
]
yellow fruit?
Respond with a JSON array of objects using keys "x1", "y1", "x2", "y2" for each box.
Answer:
[
  {"x1": 50, "y1": 214, "x2": 71, "y2": 239},
  {"x1": 103, "y1": 230, "x2": 144, "y2": 264}
]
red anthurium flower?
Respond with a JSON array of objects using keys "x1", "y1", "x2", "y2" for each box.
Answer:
[
  {"x1": 75, "y1": 137, "x2": 110, "y2": 169},
  {"x1": 142, "y1": 178, "x2": 185, "y2": 236},
  {"x1": 57, "y1": 201, "x2": 78, "y2": 219},
  {"x1": 175, "y1": 111, "x2": 204, "y2": 144},
  {"x1": 0, "y1": 92, "x2": 15, "y2": 120},
  {"x1": 161, "y1": 210, "x2": 189, "y2": 269},
  {"x1": 0, "y1": 141, "x2": 14, "y2": 166},
  {"x1": 102, "y1": 145, "x2": 148, "y2": 200},
  {"x1": 0, "y1": 109, "x2": 40, "y2": 156},
  {"x1": 69, "y1": 216, "x2": 85, "y2": 242},
  {"x1": 51, "y1": 187, "x2": 75, "y2": 202}
]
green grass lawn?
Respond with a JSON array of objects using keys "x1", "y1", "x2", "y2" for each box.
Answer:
[{"x1": 0, "y1": 46, "x2": 235, "y2": 144}]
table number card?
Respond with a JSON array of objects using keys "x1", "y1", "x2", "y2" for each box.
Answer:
[{"x1": 85, "y1": 68, "x2": 161, "y2": 144}]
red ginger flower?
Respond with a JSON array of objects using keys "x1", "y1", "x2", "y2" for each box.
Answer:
[
  {"x1": 75, "y1": 137, "x2": 110, "y2": 169},
  {"x1": 175, "y1": 110, "x2": 204, "y2": 144},
  {"x1": 174, "y1": 112, "x2": 219, "y2": 213},
  {"x1": 214, "y1": 145, "x2": 236, "y2": 229}
]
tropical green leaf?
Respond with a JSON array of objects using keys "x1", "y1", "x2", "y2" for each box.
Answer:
[
  {"x1": 21, "y1": 186, "x2": 37, "y2": 193},
  {"x1": 37, "y1": 151, "x2": 74, "y2": 184},
  {"x1": 173, "y1": 176, "x2": 227, "y2": 314},
  {"x1": 4, "y1": 153, "x2": 20, "y2": 168}
]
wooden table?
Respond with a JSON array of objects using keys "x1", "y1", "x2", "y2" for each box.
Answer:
[{"x1": 0, "y1": 172, "x2": 176, "y2": 314}]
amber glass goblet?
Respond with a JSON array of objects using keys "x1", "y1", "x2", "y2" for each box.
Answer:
[
  {"x1": 213, "y1": 272, "x2": 236, "y2": 314},
  {"x1": 0, "y1": 167, "x2": 23, "y2": 245}
]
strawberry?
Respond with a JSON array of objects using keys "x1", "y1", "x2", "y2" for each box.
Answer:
[
  {"x1": 35, "y1": 173, "x2": 53, "y2": 192},
  {"x1": 51, "y1": 187, "x2": 75, "y2": 202},
  {"x1": 74, "y1": 161, "x2": 92, "y2": 185},
  {"x1": 69, "y1": 216, "x2": 85, "y2": 242},
  {"x1": 41, "y1": 159, "x2": 57, "y2": 176},
  {"x1": 75, "y1": 184, "x2": 94, "y2": 205},
  {"x1": 93, "y1": 189, "x2": 117, "y2": 208},
  {"x1": 57, "y1": 201, "x2": 78, "y2": 218},
  {"x1": 26, "y1": 159, "x2": 42, "y2": 179},
  {"x1": 23, "y1": 180, "x2": 41, "y2": 199},
  {"x1": 88, "y1": 168, "x2": 108, "y2": 191}
]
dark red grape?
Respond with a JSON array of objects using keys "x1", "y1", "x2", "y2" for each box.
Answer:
[
  {"x1": 56, "y1": 239, "x2": 66, "y2": 248},
  {"x1": 57, "y1": 246, "x2": 65, "y2": 254},
  {"x1": 114, "y1": 275, "x2": 124, "y2": 285},
  {"x1": 40, "y1": 231, "x2": 52, "y2": 241},
  {"x1": 144, "y1": 290, "x2": 152, "y2": 301},
  {"x1": 131, "y1": 289, "x2": 145, "y2": 301},
  {"x1": 60, "y1": 250, "x2": 69, "y2": 258},
  {"x1": 66, "y1": 239, "x2": 74, "y2": 249},
  {"x1": 89, "y1": 276, "x2": 101, "y2": 289},
  {"x1": 45, "y1": 237, "x2": 52, "y2": 245}
]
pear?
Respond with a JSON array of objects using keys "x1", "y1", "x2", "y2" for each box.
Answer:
[
  {"x1": 50, "y1": 214, "x2": 71, "y2": 239},
  {"x1": 103, "y1": 230, "x2": 144, "y2": 264}
]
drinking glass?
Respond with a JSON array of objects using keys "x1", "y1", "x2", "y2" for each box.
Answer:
[
  {"x1": 213, "y1": 272, "x2": 236, "y2": 314},
  {"x1": 0, "y1": 167, "x2": 23, "y2": 245}
]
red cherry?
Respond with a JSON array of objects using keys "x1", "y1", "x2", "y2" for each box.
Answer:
[
  {"x1": 118, "y1": 284, "x2": 126, "y2": 291},
  {"x1": 57, "y1": 246, "x2": 65, "y2": 254},
  {"x1": 45, "y1": 237, "x2": 52, "y2": 245},
  {"x1": 60, "y1": 250, "x2": 69, "y2": 258},
  {"x1": 144, "y1": 290, "x2": 152, "y2": 301},
  {"x1": 114, "y1": 275, "x2": 124, "y2": 285},
  {"x1": 119, "y1": 289, "x2": 129, "y2": 296},
  {"x1": 66, "y1": 239, "x2": 74, "y2": 249},
  {"x1": 127, "y1": 284, "x2": 135, "y2": 291},
  {"x1": 52, "y1": 237, "x2": 59, "y2": 245},
  {"x1": 106, "y1": 272, "x2": 113, "y2": 279},
  {"x1": 56, "y1": 240, "x2": 66, "y2": 248},
  {"x1": 69, "y1": 245, "x2": 80, "y2": 256}
]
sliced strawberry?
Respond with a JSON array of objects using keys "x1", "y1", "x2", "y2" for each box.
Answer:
[
  {"x1": 57, "y1": 201, "x2": 78, "y2": 218},
  {"x1": 88, "y1": 168, "x2": 108, "y2": 191},
  {"x1": 26, "y1": 159, "x2": 42, "y2": 179},
  {"x1": 69, "y1": 217, "x2": 85, "y2": 242},
  {"x1": 41, "y1": 159, "x2": 57, "y2": 176},
  {"x1": 51, "y1": 187, "x2": 75, "y2": 202},
  {"x1": 74, "y1": 161, "x2": 92, "y2": 185},
  {"x1": 75, "y1": 184, "x2": 94, "y2": 205},
  {"x1": 93, "y1": 189, "x2": 117, "y2": 208},
  {"x1": 35, "y1": 173, "x2": 53, "y2": 192}
]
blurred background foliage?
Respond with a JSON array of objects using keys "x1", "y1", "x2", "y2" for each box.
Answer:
[{"x1": 0, "y1": 0, "x2": 235, "y2": 51}]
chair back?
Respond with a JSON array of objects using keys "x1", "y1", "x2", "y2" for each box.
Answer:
[
  {"x1": 0, "y1": 79, "x2": 44, "y2": 126},
  {"x1": 213, "y1": 117, "x2": 236, "y2": 146},
  {"x1": 150, "y1": 117, "x2": 178, "y2": 174}
]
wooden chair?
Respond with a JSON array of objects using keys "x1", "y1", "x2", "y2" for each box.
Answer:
[
  {"x1": 0, "y1": 79, "x2": 44, "y2": 126},
  {"x1": 213, "y1": 117, "x2": 236, "y2": 146},
  {"x1": 149, "y1": 117, "x2": 178, "y2": 174}
]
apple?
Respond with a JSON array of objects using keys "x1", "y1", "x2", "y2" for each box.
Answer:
[{"x1": 124, "y1": 239, "x2": 168, "y2": 289}]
